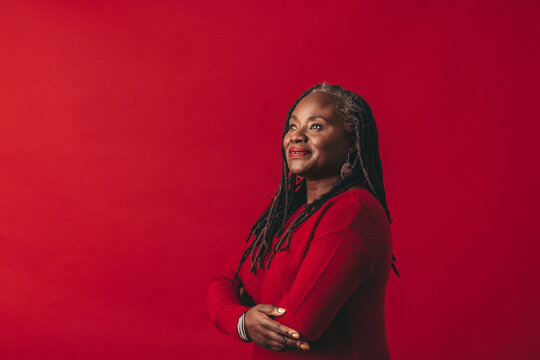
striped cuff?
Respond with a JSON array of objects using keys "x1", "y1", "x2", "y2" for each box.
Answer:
[{"x1": 237, "y1": 311, "x2": 251, "y2": 342}]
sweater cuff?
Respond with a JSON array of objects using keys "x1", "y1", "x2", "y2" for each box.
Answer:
[{"x1": 216, "y1": 303, "x2": 252, "y2": 342}]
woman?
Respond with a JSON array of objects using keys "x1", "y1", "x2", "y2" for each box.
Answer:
[{"x1": 206, "y1": 82, "x2": 398, "y2": 359}]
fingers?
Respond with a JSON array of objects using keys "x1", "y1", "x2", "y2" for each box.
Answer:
[
  {"x1": 256, "y1": 332, "x2": 310, "y2": 352},
  {"x1": 267, "y1": 331, "x2": 311, "y2": 352},
  {"x1": 246, "y1": 304, "x2": 310, "y2": 352},
  {"x1": 257, "y1": 303, "x2": 287, "y2": 317},
  {"x1": 258, "y1": 306, "x2": 310, "y2": 351},
  {"x1": 260, "y1": 316, "x2": 298, "y2": 339}
]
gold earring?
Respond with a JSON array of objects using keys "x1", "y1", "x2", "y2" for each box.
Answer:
[{"x1": 340, "y1": 152, "x2": 352, "y2": 179}]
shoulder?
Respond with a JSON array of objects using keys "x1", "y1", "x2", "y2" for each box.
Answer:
[
  {"x1": 314, "y1": 188, "x2": 392, "y2": 264},
  {"x1": 315, "y1": 188, "x2": 389, "y2": 230}
]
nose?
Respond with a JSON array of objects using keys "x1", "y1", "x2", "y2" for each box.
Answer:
[{"x1": 289, "y1": 129, "x2": 308, "y2": 144}]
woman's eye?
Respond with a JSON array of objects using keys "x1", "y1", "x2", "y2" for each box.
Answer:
[
  {"x1": 288, "y1": 124, "x2": 296, "y2": 131},
  {"x1": 310, "y1": 123, "x2": 322, "y2": 130}
]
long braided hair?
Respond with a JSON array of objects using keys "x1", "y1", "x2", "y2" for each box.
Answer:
[{"x1": 233, "y1": 82, "x2": 399, "y2": 281}]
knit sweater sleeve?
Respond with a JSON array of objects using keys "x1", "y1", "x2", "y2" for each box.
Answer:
[
  {"x1": 275, "y1": 228, "x2": 373, "y2": 342},
  {"x1": 206, "y1": 199, "x2": 274, "y2": 342},
  {"x1": 206, "y1": 250, "x2": 251, "y2": 342},
  {"x1": 275, "y1": 195, "x2": 390, "y2": 342}
]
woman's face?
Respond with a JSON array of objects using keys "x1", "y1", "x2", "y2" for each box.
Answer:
[{"x1": 283, "y1": 92, "x2": 352, "y2": 180}]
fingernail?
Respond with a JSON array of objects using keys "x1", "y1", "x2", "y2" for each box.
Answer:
[
  {"x1": 292, "y1": 332, "x2": 299, "y2": 339},
  {"x1": 301, "y1": 343, "x2": 310, "y2": 350},
  {"x1": 277, "y1": 307, "x2": 286, "y2": 313}
]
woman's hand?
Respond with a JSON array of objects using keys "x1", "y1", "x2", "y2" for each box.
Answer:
[{"x1": 244, "y1": 304, "x2": 311, "y2": 352}]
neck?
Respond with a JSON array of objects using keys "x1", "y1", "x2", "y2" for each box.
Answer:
[{"x1": 305, "y1": 175, "x2": 341, "y2": 204}]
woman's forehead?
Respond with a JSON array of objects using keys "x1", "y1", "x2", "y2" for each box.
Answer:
[{"x1": 293, "y1": 92, "x2": 340, "y2": 115}]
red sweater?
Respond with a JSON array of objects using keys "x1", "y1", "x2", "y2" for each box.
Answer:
[{"x1": 206, "y1": 188, "x2": 392, "y2": 359}]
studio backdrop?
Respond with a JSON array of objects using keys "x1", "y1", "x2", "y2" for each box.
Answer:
[{"x1": 1, "y1": 1, "x2": 538, "y2": 359}]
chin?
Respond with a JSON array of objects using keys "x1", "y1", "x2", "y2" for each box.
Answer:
[
  {"x1": 287, "y1": 164, "x2": 308, "y2": 176},
  {"x1": 287, "y1": 162, "x2": 313, "y2": 177}
]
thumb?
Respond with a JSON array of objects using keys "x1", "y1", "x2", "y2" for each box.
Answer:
[{"x1": 259, "y1": 304, "x2": 286, "y2": 317}]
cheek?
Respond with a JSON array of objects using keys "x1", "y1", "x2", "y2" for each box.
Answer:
[
  {"x1": 282, "y1": 135, "x2": 289, "y2": 149},
  {"x1": 316, "y1": 137, "x2": 341, "y2": 154},
  {"x1": 316, "y1": 138, "x2": 347, "y2": 162}
]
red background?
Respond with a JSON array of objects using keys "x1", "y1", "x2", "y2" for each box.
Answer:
[{"x1": 1, "y1": 1, "x2": 538, "y2": 359}]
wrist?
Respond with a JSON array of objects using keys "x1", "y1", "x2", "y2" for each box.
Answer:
[{"x1": 237, "y1": 311, "x2": 251, "y2": 342}]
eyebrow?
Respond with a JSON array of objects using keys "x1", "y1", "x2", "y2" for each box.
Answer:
[{"x1": 290, "y1": 114, "x2": 329, "y2": 121}]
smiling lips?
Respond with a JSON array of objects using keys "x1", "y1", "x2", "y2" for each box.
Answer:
[{"x1": 288, "y1": 146, "x2": 312, "y2": 158}]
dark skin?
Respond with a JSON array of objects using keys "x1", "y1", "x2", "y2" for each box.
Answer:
[{"x1": 242, "y1": 92, "x2": 360, "y2": 352}]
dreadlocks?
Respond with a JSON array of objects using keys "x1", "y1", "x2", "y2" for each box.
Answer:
[{"x1": 233, "y1": 82, "x2": 399, "y2": 281}]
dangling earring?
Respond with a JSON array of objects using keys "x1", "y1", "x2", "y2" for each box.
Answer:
[{"x1": 340, "y1": 152, "x2": 352, "y2": 179}]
